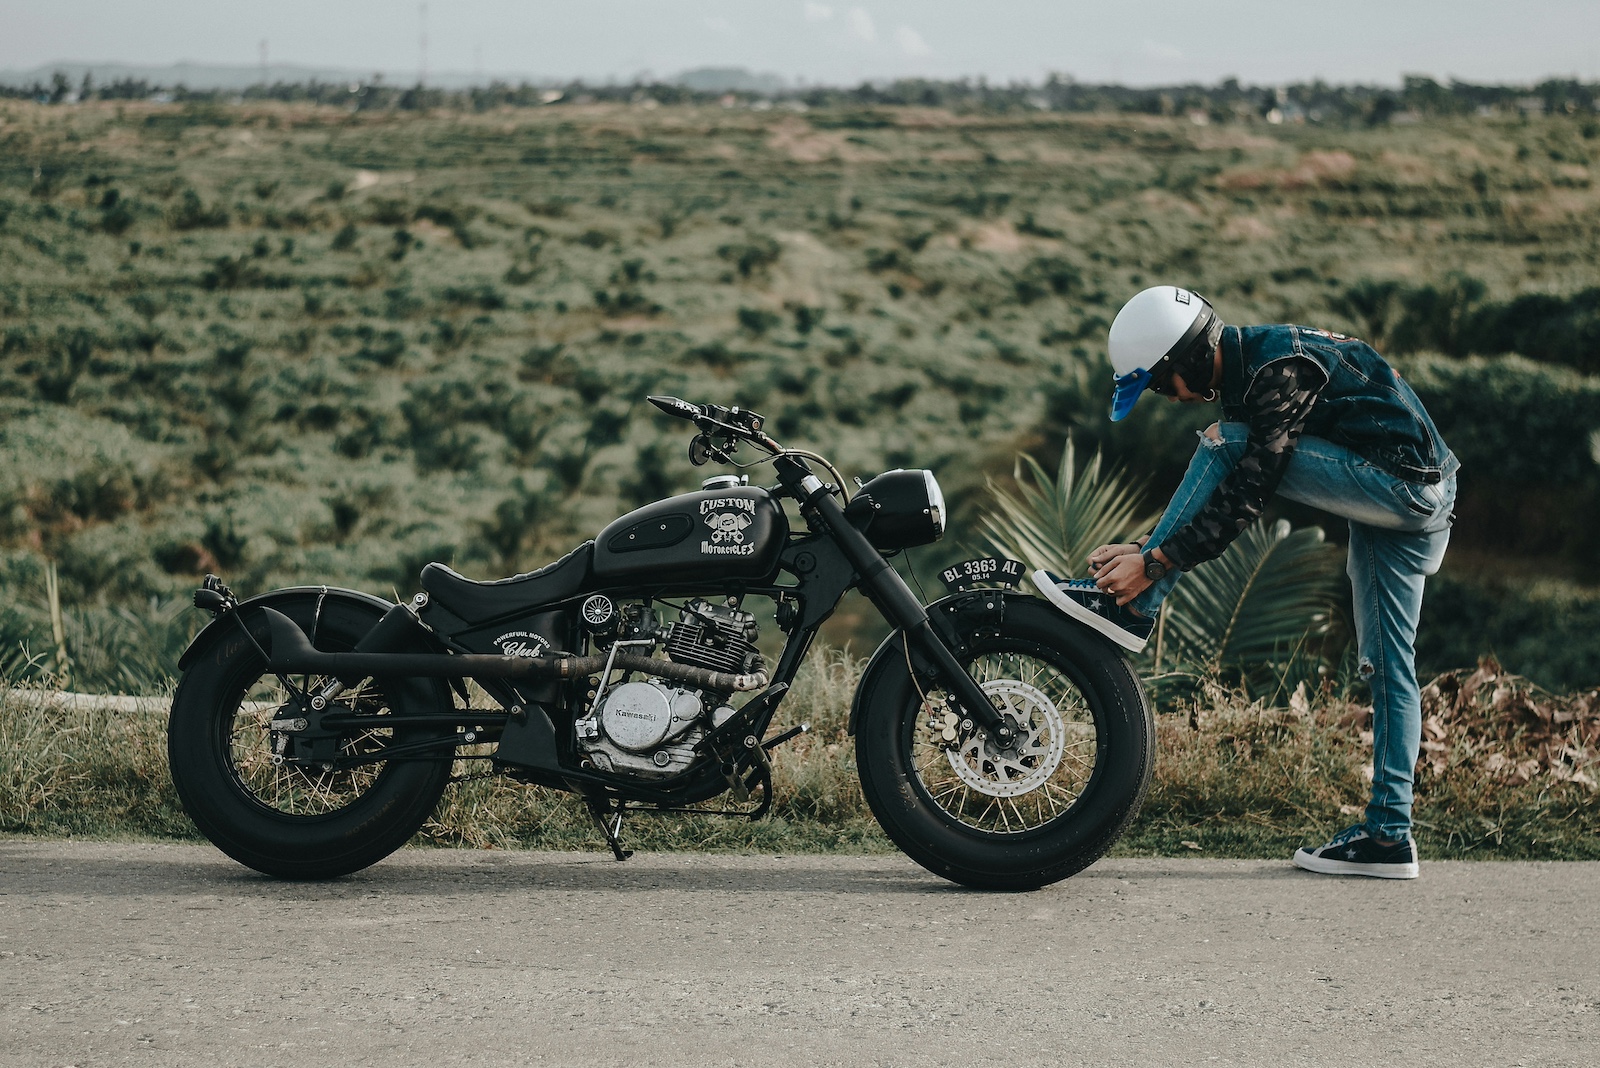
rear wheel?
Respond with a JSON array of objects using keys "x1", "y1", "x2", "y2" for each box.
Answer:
[
  {"x1": 856, "y1": 599, "x2": 1154, "y2": 890},
  {"x1": 168, "y1": 596, "x2": 453, "y2": 878}
]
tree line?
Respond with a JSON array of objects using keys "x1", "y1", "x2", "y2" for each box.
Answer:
[{"x1": 5, "y1": 70, "x2": 1599, "y2": 125}]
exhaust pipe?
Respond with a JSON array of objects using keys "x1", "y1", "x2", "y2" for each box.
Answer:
[{"x1": 257, "y1": 607, "x2": 768, "y2": 693}]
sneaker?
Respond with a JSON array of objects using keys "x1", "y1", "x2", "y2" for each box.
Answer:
[
  {"x1": 1292, "y1": 824, "x2": 1419, "y2": 880},
  {"x1": 1031, "y1": 569, "x2": 1156, "y2": 653}
]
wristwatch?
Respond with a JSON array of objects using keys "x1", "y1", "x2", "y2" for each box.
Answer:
[{"x1": 1141, "y1": 551, "x2": 1167, "y2": 581}]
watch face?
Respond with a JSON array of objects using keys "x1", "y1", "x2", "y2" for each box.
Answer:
[{"x1": 1143, "y1": 555, "x2": 1165, "y2": 580}]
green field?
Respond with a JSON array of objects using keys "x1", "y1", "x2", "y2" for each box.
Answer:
[
  {"x1": 3, "y1": 97, "x2": 1599, "y2": 857},
  {"x1": 3, "y1": 98, "x2": 1600, "y2": 690}
]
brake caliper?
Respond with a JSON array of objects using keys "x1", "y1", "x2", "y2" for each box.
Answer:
[{"x1": 923, "y1": 695, "x2": 963, "y2": 750}]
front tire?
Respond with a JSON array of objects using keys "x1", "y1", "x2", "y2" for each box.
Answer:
[
  {"x1": 855, "y1": 599, "x2": 1154, "y2": 890},
  {"x1": 168, "y1": 596, "x2": 454, "y2": 879}
]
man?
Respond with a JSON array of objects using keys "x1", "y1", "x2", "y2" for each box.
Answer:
[{"x1": 1035, "y1": 285, "x2": 1457, "y2": 880}]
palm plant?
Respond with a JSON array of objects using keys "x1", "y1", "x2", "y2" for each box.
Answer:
[
  {"x1": 978, "y1": 437, "x2": 1159, "y2": 580},
  {"x1": 1154, "y1": 519, "x2": 1344, "y2": 688},
  {"x1": 980, "y1": 438, "x2": 1347, "y2": 701}
]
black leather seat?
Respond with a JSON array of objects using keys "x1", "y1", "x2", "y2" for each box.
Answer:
[{"x1": 420, "y1": 542, "x2": 594, "y2": 623}]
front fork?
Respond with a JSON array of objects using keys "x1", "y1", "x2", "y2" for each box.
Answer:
[{"x1": 793, "y1": 472, "x2": 1015, "y2": 748}]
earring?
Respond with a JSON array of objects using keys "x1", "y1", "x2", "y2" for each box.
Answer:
[{"x1": 1203, "y1": 389, "x2": 1218, "y2": 402}]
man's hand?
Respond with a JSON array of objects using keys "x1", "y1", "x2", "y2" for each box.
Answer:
[
  {"x1": 1086, "y1": 540, "x2": 1144, "y2": 574},
  {"x1": 1093, "y1": 552, "x2": 1154, "y2": 606}
]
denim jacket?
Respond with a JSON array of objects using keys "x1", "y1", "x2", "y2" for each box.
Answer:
[{"x1": 1219, "y1": 325, "x2": 1458, "y2": 485}]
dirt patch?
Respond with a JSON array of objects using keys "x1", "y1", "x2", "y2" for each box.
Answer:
[
  {"x1": 966, "y1": 220, "x2": 1025, "y2": 253},
  {"x1": 770, "y1": 230, "x2": 849, "y2": 305},
  {"x1": 1283, "y1": 150, "x2": 1357, "y2": 188},
  {"x1": 1376, "y1": 150, "x2": 1442, "y2": 186},
  {"x1": 1219, "y1": 214, "x2": 1276, "y2": 242},
  {"x1": 1219, "y1": 150, "x2": 1357, "y2": 192},
  {"x1": 766, "y1": 117, "x2": 887, "y2": 164},
  {"x1": 1138, "y1": 188, "x2": 1205, "y2": 217},
  {"x1": 1190, "y1": 127, "x2": 1278, "y2": 152},
  {"x1": 408, "y1": 218, "x2": 457, "y2": 243}
]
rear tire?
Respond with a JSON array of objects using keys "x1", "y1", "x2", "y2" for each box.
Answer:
[
  {"x1": 168, "y1": 596, "x2": 453, "y2": 879},
  {"x1": 855, "y1": 599, "x2": 1154, "y2": 891}
]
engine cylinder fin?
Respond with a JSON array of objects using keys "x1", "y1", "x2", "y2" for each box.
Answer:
[{"x1": 663, "y1": 599, "x2": 763, "y2": 677}]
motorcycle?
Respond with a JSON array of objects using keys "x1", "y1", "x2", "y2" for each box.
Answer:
[{"x1": 169, "y1": 397, "x2": 1154, "y2": 890}]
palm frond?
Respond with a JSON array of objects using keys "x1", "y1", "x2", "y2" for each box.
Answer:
[
  {"x1": 979, "y1": 438, "x2": 1348, "y2": 704},
  {"x1": 979, "y1": 437, "x2": 1159, "y2": 579},
  {"x1": 1159, "y1": 519, "x2": 1344, "y2": 676}
]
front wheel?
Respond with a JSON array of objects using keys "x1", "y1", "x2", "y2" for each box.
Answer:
[{"x1": 855, "y1": 599, "x2": 1154, "y2": 890}]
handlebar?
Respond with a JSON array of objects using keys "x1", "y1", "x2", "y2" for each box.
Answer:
[
  {"x1": 646, "y1": 395, "x2": 782, "y2": 455},
  {"x1": 646, "y1": 395, "x2": 850, "y2": 501}
]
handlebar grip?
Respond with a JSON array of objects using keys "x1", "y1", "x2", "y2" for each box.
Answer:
[{"x1": 647, "y1": 396, "x2": 704, "y2": 421}]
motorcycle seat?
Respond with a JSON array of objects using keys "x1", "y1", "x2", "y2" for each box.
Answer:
[{"x1": 420, "y1": 542, "x2": 594, "y2": 623}]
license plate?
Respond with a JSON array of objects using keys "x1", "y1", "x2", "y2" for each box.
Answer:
[{"x1": 938, "y1": 557, "x2": 1025, "y2": 593}]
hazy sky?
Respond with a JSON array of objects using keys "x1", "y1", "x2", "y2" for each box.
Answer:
[{"x1": 3, "y1": 0, "x2": 1598, "y2": 86}]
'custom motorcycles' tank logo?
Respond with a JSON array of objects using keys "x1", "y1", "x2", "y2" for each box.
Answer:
[
  {"x1": 494, "y1": 631, "x2": 550, "y2": 658},
  {"x1": 700, "y1": 497, "x2": 757, "y2": 555}
]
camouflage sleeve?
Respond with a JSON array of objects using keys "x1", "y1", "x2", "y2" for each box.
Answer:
[{"x1": 1155, "y1": 358, "x2": 1323, "y2": 572}]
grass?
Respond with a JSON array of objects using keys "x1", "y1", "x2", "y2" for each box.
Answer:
[
  {"x1": 1124, "y1": 668, "x2": 1600, "y2": 860},
  {"x1": 5, "y1": 650, "x2": 1595, "y2": 861}
]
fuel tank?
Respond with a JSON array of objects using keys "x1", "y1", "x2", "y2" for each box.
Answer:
[{"x1": 592, "y1": 486, "x2": 788, "y2": 585}]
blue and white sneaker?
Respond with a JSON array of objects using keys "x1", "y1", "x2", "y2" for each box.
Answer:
[
  {"x1": 1031, "y1": 569, "x2": 1156, "y2": 653},
  {"x1": 1293, "y1": 824, "x2": 1419, "y2": 879}
]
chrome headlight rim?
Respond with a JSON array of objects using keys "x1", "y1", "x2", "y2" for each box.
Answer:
[{"x1": 923, "y1": 469, "x2": 946, "y2": 541}]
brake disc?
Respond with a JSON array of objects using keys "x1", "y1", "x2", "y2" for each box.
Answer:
[{"x1": 944, "y1": 679, "x2": 1066, "y2": 798}]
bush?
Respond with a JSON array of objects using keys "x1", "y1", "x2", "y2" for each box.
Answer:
[
  {"x1": 1402, "y1": 354, "x2": 1600, "y2": 570},
  {"x1": 1418, "y1": 574, "x2": 1600, "y2": 691},
  {"x1": 716, "y1": 234, "x2": 781, "y2": 279},
  {"x1": 168, "y1": 188, "x2": 229, "y2": 230},
  {"x1": 1402, "y1": 354, "x2": 1600, "y2": 487},
  {"x1": 1341, "y1": 275, "x2": 1600, "y2": 374}
]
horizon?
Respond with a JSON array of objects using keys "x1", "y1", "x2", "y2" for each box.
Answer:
[
  {"x1": 3, "y1": 1, "x2": 1598, "y2": 90},
  {"x1": 4, "y1": 58, "x2": 1597, "y2": 96}
]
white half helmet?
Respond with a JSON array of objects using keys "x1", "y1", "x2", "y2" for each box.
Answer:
[{"x1": 1107, "y1": 285, "x2": 1218, "y2": 421}]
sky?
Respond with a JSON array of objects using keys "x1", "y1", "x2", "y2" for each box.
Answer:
[{"x1": 2, "y1": 0, "x2": 1598, "y2": 87}]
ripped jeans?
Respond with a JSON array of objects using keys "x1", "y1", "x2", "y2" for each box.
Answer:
[{"x1": 1137, "y1": 423, "x2": 1456, "y2": 840}]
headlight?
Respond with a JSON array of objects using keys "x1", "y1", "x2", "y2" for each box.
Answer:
[{"x1": 847, "y1": 469, "x2": 946, "y2": 551}]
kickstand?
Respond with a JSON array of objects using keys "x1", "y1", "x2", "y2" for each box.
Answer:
[{"x1": 584, "y1": 797, "x2": 633, "y2": 861}]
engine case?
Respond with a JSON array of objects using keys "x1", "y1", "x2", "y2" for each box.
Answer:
[
  {"x1": 600, "y1": 680, "x2": 702, "y2": 751},
  {"x1": 577, "y1": 679, "x2": 706, "y2": 779}
]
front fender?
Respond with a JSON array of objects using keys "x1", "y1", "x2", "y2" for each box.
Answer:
[
  {"x1": 846, "y1": 587, "x2": 1017, "y2": 736},
  {"x1": 177, "y1": 585, "x2": 403, "y2": 671}
]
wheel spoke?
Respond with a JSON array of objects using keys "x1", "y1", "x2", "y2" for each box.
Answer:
[
  {"x1": 912, "y1": 649, "x2": 1101, "y2": 835},
  {"x1": 227, "y1": 669, "x2": 395, "y2": 818}
]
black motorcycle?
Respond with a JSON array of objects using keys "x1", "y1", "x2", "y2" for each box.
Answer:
[{"x1": 169, "y1": 398, "x2": 1154, "y2": 890}]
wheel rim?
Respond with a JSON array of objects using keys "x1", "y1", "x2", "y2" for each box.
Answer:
[
  {"x1": 226, "y1": 673, "x2": 396, "y2": 818},
  {"x1": 910, "y1": 647, "x2": 1100, "y2": 835}
]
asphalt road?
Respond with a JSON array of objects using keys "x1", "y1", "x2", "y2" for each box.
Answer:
[{"x1": 1, "y1": 841, "x2": 1595, "y2": 1068}]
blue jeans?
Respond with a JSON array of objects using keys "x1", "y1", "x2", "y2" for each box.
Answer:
[{"x1": 1135, "y1": 423, "x2": 1456, "y2": 840}]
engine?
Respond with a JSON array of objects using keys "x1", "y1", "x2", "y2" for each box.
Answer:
[{"x1": 574, "y1": 598, "x2": 763, "y2": 779}]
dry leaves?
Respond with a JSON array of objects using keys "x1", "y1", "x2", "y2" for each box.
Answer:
[{"x1": 1419, "y1": 657, "x2": 1599, "y2": 788}]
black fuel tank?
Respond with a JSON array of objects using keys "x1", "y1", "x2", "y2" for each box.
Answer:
[{"x1": 592, "y1": 487, "x2": 788, "y2": 585}]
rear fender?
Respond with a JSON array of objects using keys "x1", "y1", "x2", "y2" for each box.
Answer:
[{"x1": 177, "y1": 586, "x2": 446, "y2": 671}]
